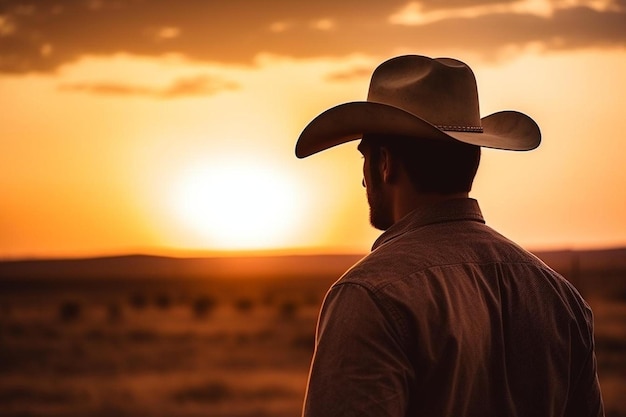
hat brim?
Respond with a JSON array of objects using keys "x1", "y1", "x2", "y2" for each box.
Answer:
[{"x1": 295, "y1": 101, "x2": 541, "y2": 158}]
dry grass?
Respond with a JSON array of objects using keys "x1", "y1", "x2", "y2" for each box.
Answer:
[
  {"x1": 0, "y1": 275, "x2": 323, "y2": 417},
  {"x1": 0, "y1": 265, "x2": 624, "y2": 416}
]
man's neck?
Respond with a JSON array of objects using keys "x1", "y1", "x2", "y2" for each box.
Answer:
[{"x1": 393, "y1": 191, "x2": 469, "y2": 224}]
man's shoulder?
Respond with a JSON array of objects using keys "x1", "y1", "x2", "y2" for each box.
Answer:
[
  {"x1": 335, "y1": 223, "x2": 570, "y2": 294},
  {"x1": 335, "y1": 242, "x2": 438, "y2": 292}
]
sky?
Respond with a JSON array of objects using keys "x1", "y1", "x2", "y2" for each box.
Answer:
[{"x1": 1, "y1": 0, "x2": 625, "y2": 259}]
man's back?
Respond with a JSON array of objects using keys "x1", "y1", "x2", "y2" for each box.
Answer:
[{"x1": 304, "y1": 199, "x2": 603, "y2": 416}]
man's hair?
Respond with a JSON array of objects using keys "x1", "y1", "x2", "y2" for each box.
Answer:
[{"x1": 363, "y1": 134, "x2": 481, "y2": 194}]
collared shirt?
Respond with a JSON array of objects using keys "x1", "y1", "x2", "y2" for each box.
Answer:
[{"x1": 303, "y1": 198, "x2": 603, "y2": 417}]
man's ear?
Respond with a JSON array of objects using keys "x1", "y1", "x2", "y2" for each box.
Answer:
[{"x1": 379, "y1": 146, "x2": 396, "y2": 184}]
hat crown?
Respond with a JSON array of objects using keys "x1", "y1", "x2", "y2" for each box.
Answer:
[{"x1": 367, "y1": 56, "x2": 482, "y2": 131}]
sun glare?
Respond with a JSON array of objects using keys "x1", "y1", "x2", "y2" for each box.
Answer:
[{"x1": 172, "y1": 161, "x2": 301, "y2": 250}]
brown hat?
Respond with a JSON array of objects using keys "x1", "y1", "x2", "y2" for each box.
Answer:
[{"x1": 295, "y1": 55, "x2": 541, "y2": 158}]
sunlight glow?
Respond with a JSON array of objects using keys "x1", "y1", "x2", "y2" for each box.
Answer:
[
  {"x1": 2, "y1": 48, "x2": 624, "y2": 257},
  {"x1": 172, "y1": 161, "x2": 301, "y2": 250},
  {"x1": 311, "y1": 18, "x2": 335, "y2": 31},
  {"x1": 0, "y1": 16, "x2": 17, "y2": 35},
  {"x1": 156, "y1": 26, "x2": 181, "y2": 40},
  {"x1": 269, "y1": 21, "x2": 292, "y2": 33}
]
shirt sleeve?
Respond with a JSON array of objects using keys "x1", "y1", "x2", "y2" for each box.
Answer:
[
  {"x1": 302, "y1": 282, "x2": 414, "y2": 417},
  {"x1": 565, "y1": 305, "x2": 605, "y2": 417}
]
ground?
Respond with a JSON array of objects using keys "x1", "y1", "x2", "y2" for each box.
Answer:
[{"x1": 0, "y1": 253, "x2": 624, "y2": 416}]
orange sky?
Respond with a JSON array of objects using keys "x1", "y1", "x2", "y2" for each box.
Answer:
[{"x1": 1, "y1": 0, "x2": 625, "y2": 259}]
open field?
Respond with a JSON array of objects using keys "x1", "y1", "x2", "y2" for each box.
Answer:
[{"x1": 1, "y1": 250, "x2": 625, "y2": 416}]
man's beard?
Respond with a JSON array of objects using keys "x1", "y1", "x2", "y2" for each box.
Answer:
[{"x1": 367, "y1": 165, "x2": 394, "y2": 231}]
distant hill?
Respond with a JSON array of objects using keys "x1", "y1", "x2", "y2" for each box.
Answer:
[
  {"x1": 0, "y1": 253, "x2": 365, "y2": 281},
  {"x1": 531, "y1": 247, "x2": 626, "y2": 298},
  {"x1": 0, "y1": 248, "x2": 624, "y2": 298},
  {"x1": 534, "y1": 247, "x2": 626, "y2": 273}
]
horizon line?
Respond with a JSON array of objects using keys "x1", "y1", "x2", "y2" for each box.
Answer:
[{"x1": 2, "y1": 244, "x2": 626, "y2": 263}]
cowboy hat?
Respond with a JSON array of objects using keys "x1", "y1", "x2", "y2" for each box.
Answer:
[{"x1": 295, "y1": 55, "x2": 541, "y2": 158}]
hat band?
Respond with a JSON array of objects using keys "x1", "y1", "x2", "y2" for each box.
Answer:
[{"x1": 436, "y1": 124, "x2": 483, "y2": 133}]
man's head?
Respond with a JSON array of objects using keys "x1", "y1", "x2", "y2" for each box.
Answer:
[
  {"x1": 295, "y1": 54, "x2": 540, "y2": 228},
  {"x1": 361, "y1": 134, "x2": 481, "y2": 193},
  {"x1": 358, "y1": 134, "x2": 481, "y2": 230}
]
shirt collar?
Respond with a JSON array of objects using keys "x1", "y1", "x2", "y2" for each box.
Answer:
[{"x1": 371, "y1": 198, "x2": 485, "y2": 251}]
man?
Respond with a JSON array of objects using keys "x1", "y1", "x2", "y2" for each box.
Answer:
[{"x1": 295, "y1": 55, "x2": 603, "y2": 417}]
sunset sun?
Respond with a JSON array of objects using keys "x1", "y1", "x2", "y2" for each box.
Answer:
[{"x1": 172, "y1": 161, "x2": 301, "y2": 250}]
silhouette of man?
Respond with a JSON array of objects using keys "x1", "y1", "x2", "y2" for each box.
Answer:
[{"x1": 295, "y1": 55, "x2": 603, "y2": 417}]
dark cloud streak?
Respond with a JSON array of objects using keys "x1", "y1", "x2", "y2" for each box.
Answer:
[
  {"x1": 0, "y1": 0, "x2": 624, "y2": 75},
  {"x1": 402, "y1": 7, "x2": 626, "y2": 55},
  {"x1": 59, "y1": 74, "x2": 240, "y2": 98},
  {"x1": 325, "y1": 67, "x2": 373, "y2": 82}
]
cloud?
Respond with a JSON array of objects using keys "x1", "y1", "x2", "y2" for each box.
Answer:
[
  {"x1": 0, "y1": 0, "x2": 623, "y2": 74},
  {"x1": 0, "y1": 15, "x2": 17, "y2": 36},
  {"x1": 396, "y1": 5, "x2": 626, "y2": 54},
  {"x1": 160, "y1": 74, "x2": 239, "y2": 98},
  {"x1": 59, "y1": 74, "x2": 240, "y2": 98},
  {"x1": 269, "y1": 21, "x2": 293, "y2": 33},
  {"x1": 148, "y1": 26, "x2": 182, "y2": 41},
  {"x1": 310, "y1": 18, "x2": 336, "y2": 31},
  {"x1": 325, "y1": 66, "x2": 374, "y2": 82},
  {"x1": 390, "y1": 0, "x2": 623, "y2": 24}
]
